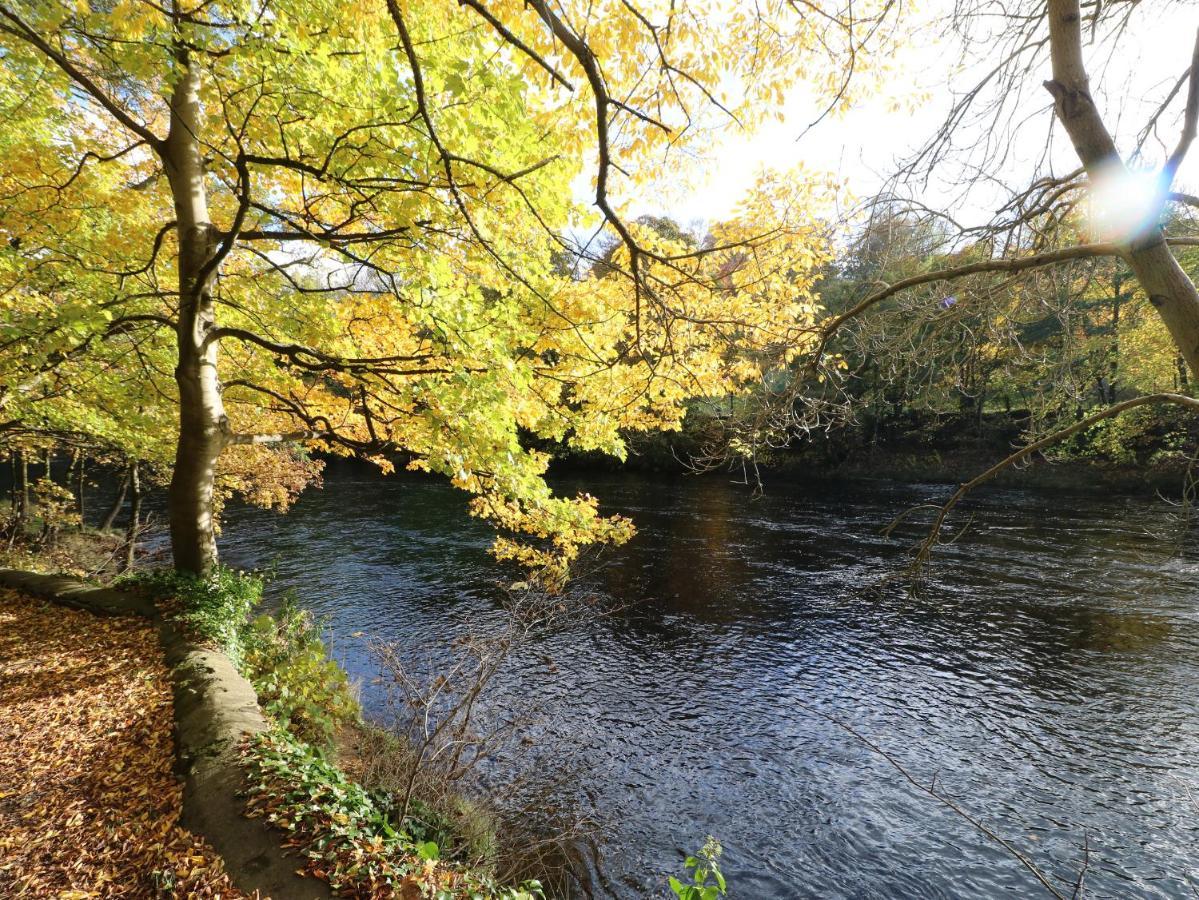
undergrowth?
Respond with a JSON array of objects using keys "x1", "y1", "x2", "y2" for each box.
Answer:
[
  {"x1": 241, "y1": 596, "x2": 358, "y2": 746},
  {"x1": 127, "y1": 567, "x2": 263, "y2": 665},
  {"x1": 243, "y1": 727, "x2": 544, "y2": 900},
  {"x1": 125, "y1": 567, "x2": 357, "y2": 747},
  {"x1": 127, "y1": 567, "x2": 721, "y2": 898}
]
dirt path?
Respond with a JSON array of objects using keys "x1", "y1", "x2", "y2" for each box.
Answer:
[{"x1": 0, "y1": 587, "x2": 251, "y2": 898}]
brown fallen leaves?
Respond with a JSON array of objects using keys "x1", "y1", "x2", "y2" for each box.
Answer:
[{"x1": 0, "y1": 588, "x2": 253, "y2": 898}]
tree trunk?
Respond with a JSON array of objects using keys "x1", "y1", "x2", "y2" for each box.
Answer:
[
  {"x1": 162, "y1": 52, "x2": 226, "y2": 575},
  {"x1": 1107, "y1": 274, "x2": 1122, "y2": 405},
  {"x1": 100, "y1": 469, "x2": 129, "y2": 531},
  {"x1": 124, "y1": 460, "x2": 142, "y2": 572},
  {"x1": 16, "y1": 451, "x2": 27, "y2": 519},
  {"x1": 1046, "y1": 0, "x2": 1199, "y2": 377},
  {"x1": 75, "y1": 451, "x2": 86, "y2": 528},
  {"x1": 8, "y1": 452, "x2": 27, "y2": 547},
  {"x1": 1125, "y1": 241, "x2": 1199, "y2": 376}
]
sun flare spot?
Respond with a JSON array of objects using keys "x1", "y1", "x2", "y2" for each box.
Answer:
[{"x1": 1086, "y1": 164, "x2": 1165, "y2": 243}]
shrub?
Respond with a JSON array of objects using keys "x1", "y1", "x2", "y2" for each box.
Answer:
[
  {"x1": 240, "y1": 596, "x2": 358, "y2": 747},
  {"x1": 29, "y1": 477, "x2": 81, "y2": 546},
  {"x1": 127, "y1": 566, "x2": 263, "y2": 664}
]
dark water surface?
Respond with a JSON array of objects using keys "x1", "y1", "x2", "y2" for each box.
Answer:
[{"x1": 218, "y1": 468, "x2": 1199, "y2": 898}]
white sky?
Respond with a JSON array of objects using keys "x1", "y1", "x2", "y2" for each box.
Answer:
[{"x1": 611, "y1": 4, "x2": 1199, "y2": 233}]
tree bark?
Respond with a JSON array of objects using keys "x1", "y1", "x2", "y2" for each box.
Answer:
[
  {"x1": 1125, "y1": 241, "x2": 1199, "y2": 374},
  {"x1": 1045, "y1": 0, "x2": 1199, "y2": 376},
  {"x1": 74, "y1": 451, "x2": 85, "y2": 528},
  {"x1": 1107, "y1": 275, "x2": 1122, "y2": 405},
  {"x1": 162, "y1": 51, "x2": 226, "y2": 575},
  {"x1": 16, "y1": 451, "x2": 27, "y2": 520},
  {"x1": 99, "y1": 469, "x2": 129, "y2": 531},
  {"x1": 124, "y1": 460, "x2": 142, "y2": 572}
]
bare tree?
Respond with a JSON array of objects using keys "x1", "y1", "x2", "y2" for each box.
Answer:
[{"x1": 366, "y1": 586, "x2": 614, "y2": 894}]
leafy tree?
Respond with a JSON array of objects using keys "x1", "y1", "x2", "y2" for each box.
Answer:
[{"x1": 0, "y1": 0, "x2": 883, "y2": 578}]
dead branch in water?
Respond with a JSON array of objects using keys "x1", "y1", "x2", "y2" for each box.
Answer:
[{"x1": 798, "y1": 700, "x2": 1086, "y2": 899}]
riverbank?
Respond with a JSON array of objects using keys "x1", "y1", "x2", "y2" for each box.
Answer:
[
  {"x1": 549, "y1": 407, "x2": 1199, "y2": 495},
  {"x1": 206, "y1": 470, "x2": 1199, "y2": 897},
  {"x1": 0, "y1": 587, "x2": 247, "y2": 896},
  {"x1": 0, "y1": 569, "x2": 551, "y2": 899}
]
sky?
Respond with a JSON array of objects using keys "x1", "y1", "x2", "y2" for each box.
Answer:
[{"x1": 612, "y1": 2, "x2": 1199, "y2": 235}]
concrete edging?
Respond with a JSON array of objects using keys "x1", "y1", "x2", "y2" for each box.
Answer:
[{"x1": 0, "y1": 569, "x2": 331, "y2": 899}]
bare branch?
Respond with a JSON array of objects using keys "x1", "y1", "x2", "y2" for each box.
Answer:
[
  {"x1": 897, "y1": 393, "x2": 1199, "y2": 567},
  {"x1": 799, "y1": 701, "x2": 1071, "y2": 900},
  {"x1": 1164, "y1": 28, "x2": 1199, "y2": 188}
]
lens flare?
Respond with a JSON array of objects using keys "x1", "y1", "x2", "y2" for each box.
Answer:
[{"x1": 1086, "y1": 164, "x2": 1166, "y2": 243}]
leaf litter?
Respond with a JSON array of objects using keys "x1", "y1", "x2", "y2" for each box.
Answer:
[{"x1": 0, "y1": 588, "x2": 256, "y2": 898}]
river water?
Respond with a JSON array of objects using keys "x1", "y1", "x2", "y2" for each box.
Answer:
[{"x1": 217, "y1": 466, "x2": 1199, "y2": 898}]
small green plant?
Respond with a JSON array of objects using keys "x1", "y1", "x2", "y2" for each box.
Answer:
[
  {"x1": 240, "y1": 595, "x2": 358, "y2": 746},
  {"x1": 669, "y1": 837, "x2": 727, "y2": 900},
  {"x1": 125, "y1": 566, "x2": 264, "y2": 663}
]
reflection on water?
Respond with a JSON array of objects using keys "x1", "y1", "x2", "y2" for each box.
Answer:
[{"x1": 218, "y1": 465, "x2": 1199, "y2": 899}]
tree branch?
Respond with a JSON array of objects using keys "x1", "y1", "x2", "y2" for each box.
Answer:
[
  {"x1": 893, "y1": 393, "x2": 1199, "y2": 567},
  {"x1": 1164, "y1": 28, "x2": 1199, "y2": 188},
  {"x1": 208, "y1": 326, "x2": 439, "y2": 374},
  {"x1": 223, "y1": 429, "x2": 325, "y2": 445},
  {"x1": 0, "y1": 6, "x2": 162, "y2": 147},
  {"x1": 456, "y1": 0, "x2": 574, "y2": 91},
  {"x1": 812, "y1": 242, "x2": 1123, "y2": 366}
]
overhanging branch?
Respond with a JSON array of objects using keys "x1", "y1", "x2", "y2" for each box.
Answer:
[{"x1": 893, "y1": 393, "x2": 1199, "y2": 568}]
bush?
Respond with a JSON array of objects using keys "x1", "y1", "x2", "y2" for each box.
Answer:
[
  {"x1": 240, "y1": 596, "x2": 358, "y2": 747},
  {"x1": 127, "y1": 566, "x2": 263, "y2": 664},
  {"x1": 126, "y1": 567, "x2": 357, "y2": 747}
]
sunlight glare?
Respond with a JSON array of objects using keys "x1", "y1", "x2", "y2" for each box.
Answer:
[{"x1": 1086, "y1": 164, "x2": 1165, "y2": 243}]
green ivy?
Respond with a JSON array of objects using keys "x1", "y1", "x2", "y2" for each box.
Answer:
[
  {"x1": 124, "y1": 566, "x2": 263, "y2": 664},
  {"x1": 244, "y1": 729, "x2": 543, "y2": 899}
]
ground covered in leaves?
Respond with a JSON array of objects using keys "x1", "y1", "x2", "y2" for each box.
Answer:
[{"x1": 0, "y1": 588, "x2": 250, "y2": 898}]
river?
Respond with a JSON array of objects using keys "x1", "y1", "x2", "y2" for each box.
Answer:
[{"x1": 217, "y1": 465, "x2": 1199, "y2": 898}]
